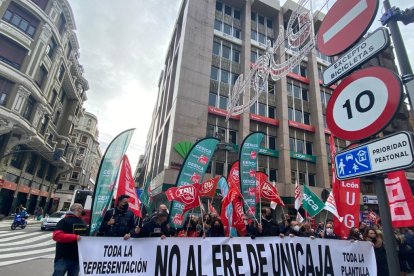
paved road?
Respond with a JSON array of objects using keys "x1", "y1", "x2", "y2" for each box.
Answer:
[{"x1": 0, "y1": 225, "x2": 55, "y2": 268}]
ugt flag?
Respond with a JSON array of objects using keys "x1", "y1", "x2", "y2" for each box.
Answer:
[{"x1": 302, "y1": 185, "x2": 324, "y2": 217}]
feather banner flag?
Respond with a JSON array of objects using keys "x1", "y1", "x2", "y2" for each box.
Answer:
[
  {"x1": 89, "y1": 129, "x2": 134, "y2": 236},
  {"x1": 169, "y1": 137, "x2": 219, "y2": 227}
]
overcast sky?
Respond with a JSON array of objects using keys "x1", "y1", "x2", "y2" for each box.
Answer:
[{"x1": 69, "y1": 0, "x2": 413, "y2": 170}]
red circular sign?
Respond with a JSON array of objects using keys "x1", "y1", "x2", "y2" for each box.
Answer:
[
  {"x1": 326, "y1": 67, "x2": 402, "y2": 141},
  {"x1": 317, "y1": 0, "x2": 379, "y2": 56}
]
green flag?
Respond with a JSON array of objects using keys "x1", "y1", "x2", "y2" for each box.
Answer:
[
  {"x1": 89, "y1": 129, "x2": 134, "y2": 236},
  {"x1": 302, "y1": 185, "x2": 325, "y2": 217},
  {"x1": 140, "y1": 177, "x2": 151, "y2": 209}
]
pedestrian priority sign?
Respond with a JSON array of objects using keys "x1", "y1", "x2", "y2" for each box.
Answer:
[{"x1": 334, "y1": 132, "x2": 414, "y2": 180}]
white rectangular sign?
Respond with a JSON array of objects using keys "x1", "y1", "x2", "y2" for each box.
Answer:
[
  {"x1": 78, "y1": 236, "x2": 376, "y2": 276},
  {"x1": 335, "y1": 132, "x2": 414, "y2": 180},
  {"x1": 323, "y1": 27, "x2": 389, "y2": 86}
]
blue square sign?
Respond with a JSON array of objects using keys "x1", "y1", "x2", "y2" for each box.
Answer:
[{"x1": 335, "y1": 146, "x2": 372, "y2": 178}]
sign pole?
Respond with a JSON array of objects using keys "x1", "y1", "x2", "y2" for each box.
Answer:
[
  {"x1": 382, "y1": 0, "x2": 414, "y2": 115},
  {"x1": 372, "y1": 174, "x2": 400, "y2": 276}
]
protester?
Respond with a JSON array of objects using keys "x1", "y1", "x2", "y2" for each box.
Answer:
[
  {"x1": 279, "y1": 214, "x2": 291, "y2": 234},
  {"x1": 404, "y1": 228, "x2": 414, "y2": 271},
  {"x1": 363, "y1": 227, "x2": 389, "y2": 276},
  {"x1": 99, "y1": 195, "x2": 135, "y2": 239},
  {"x1": 347, "y1": 227, "x2": 363, "y2": 241},
  {"x1": 178, "y1": 216, "x2": 199, "y2": 237},
  {"x1": 319, "y1": 222, "x2": 339, "y2": 239},
  {"x1": 52, "y1": 203, "x2": 87, "y2": 276},
  {"x1": 395, "y1": 229, "x2": 411, "y2": 276},
  {"x1": 300, "y1": 222, "x2": 316, "y2": 238},
  {"x1": 138, "y1": 210, "x2": 169, "y2": 238},
  {"x1": 207, "y1": 218, "x2": 225, "y2": 237},
  {"x1": 258, "y1": 207, "x2": 281, "y2": 237}
]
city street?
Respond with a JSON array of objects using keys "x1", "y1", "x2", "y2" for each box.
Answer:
[{"x1": 0, "y1": 219, "x2": 54, "y2": 275}]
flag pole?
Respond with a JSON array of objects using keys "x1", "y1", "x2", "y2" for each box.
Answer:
[{"x1": 199, "y1": 197, "x2": 205, "y2": 236}]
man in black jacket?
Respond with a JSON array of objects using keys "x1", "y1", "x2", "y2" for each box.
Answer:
[
  {"x1": 100, "y1": 195, "x2": 135, "y2": 239},
  {"x1": 258, "y1": 207, "x2": 281, "y2": 237},
  {"x1": 138, "y1": 210, "x2": 169, "y2": 238}
]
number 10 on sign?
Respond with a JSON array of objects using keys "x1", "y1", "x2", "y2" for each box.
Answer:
[{"x1": 326, "y1": 67, "x2": 402, "y2": 141}]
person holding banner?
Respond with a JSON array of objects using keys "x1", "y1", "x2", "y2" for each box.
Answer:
[
  {"x1": 258, "y1": 207, "x2": 281, "y2": 237},
  {"x1": 99, "y1": 195, "x2": 135, "y2": 239},
  {"x1": 363, "y1": 227, "x2": 389, "y2": 276},
  {"x1": 52, "y1": 203, "x2": 87, "y2": 276},
  {"x1": 319, "y1": 222, "x2": 339, "y2": 239},
  {"x1": 139, "y1": 210, "x2": 169, "y2": 238}
]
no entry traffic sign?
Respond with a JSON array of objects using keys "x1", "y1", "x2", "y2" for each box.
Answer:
[
  {"x1": 317, "y1": 0, "x2": 379, "y2": 56},
  {"x1": 326, "y1": 67, "x2": 402, "y2": 141}
]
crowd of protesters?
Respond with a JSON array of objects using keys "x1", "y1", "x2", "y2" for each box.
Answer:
[{"x1": 54, "y1": 196, "x2": 414, "y2": 275}]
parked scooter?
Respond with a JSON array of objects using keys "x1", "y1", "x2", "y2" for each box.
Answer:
[{"x1": 11, "y1": 211, "x2": 28, "y2": 230}]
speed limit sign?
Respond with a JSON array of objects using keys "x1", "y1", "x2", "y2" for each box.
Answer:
[{"x1": 326, "y1": 67, "x2": 402, "y2": 141}]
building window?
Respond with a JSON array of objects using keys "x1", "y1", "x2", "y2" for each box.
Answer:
[
  {"x1": 46, "y1": 37, "x2": 56, "y2": 59},
  {"x1": 75, "y1": 159, "x2": 82, "y2": 167},
  {"x1": 81, "y1": 136, "x2": 88, "y2": 143},
  {"x1": 3, "y1": 3, "x2": 39, "y2": 37},
  {"x1": 30, "y1": 0, "x2": 49, "y2": 10},
  {"x1": 221, "y1": 69, "x2": 229, "y2": 84},
  {"x1": 69, "y1": 184, "x2": 75, "y2": 190},
  {"x1": 65, "y1": 42, "x2": 72, "y2": 59},
  {"x1": 49, "y1": 89, "x2": 57, "y2": 107},
  {"x1": 35, "y1": 65, "x2": 48, "y2": 88},
  {"x1": 0, "y1": 77, "x2": 13, "y2": 106},
  {"x1": 208, "y1": 92, "x2": 217, "y2": 106},
  {"x1": 219, "y1": 95, "x2": 228, "y2": 109},
  {"x1": 57, "y1": 184, "x2": 63, "y2": 190},
  {"x1": 222, "y1": 45, "x2": 230, "y2": 59},
  {"x1": 216, "y1": 162, "x2": 224, "y2": 175},
  {"x1": 267, "y1": 19, "x2": 273, "y2": 28},
  {"x1": 306, "y1": 141, "x2": 313, "y2": 155},
  {"x1": 224, "y1": 5, "x2": 231, "y2": 16},
  {"x1": 229, "y1": 129, "x2": 237, "y2": 145},
  {"x1": 258, "y1": 103, "x2": 266, "y2": 116},
  {"x1": 232, "y1": 49, "x2": 240, "y2": 63},
  {"x1": 234, "y1": 9, "x2": 241, "y2": 20},
  {"x1": 269, "y1": 136, "x2": 276, "y2": 150},
  {"x1": 58, "y1": 64, "x2": 65, "y2": 82},
  {"x1": 213, "y1": 42, "x2": 220, "y2": 56},
  {"x1": 214, "y1": 19, "x2": 221, "y2": 31},
  {"x1": 59, "y1": 89, "x2": 66, "y2": 105},
  {"x1": 268, "y1": 106, "x2": 275, "y2": 119},
  {"x1": 304, "y1": 112, "x2": 311, "y2": 125},
  {"x1": 211, "y1": 66, "x2": 219, "y2": 80},
  {"x1": 70, "y1": 172, "x2": 79, "y2": 180},
  {"x1": 308, "y1": 174, "x2": 316, "y2": 187},
  {"x1": 39, "y1": 115, "x2": 49, "y2": 135},
  {"x1": 22, "y1": 96, "x2": 35, "y2": 121},
  {"x1": 36, "y1": 159, "x2": 47, "y2": 178},
  {"x1": 223, "y1": 23, "x2": 231, "y2": 35},
  {"x1": 0, "y1": 34, "x2": 28, "y2": 70},
  {"x1": 52, "y1": 110, "x2": 60, "y2": 125},
  {"x1": 57, "y1": 13, "x2": 66, "y2": 35},
  {"x1": 216, "y1": 1, "x2": 222, "y2": 11},
  {"x1": 269, "y1": 169, "x2": 277, "y2": 182},
  {"x1": 25, "y1": 154, "x2": 37, "y2": 174},
  {"x1": 78, "y1": 147, "x2": 86, "y2": 155},
  {"x1": 10, "y1": 147, "x2": 24, "y2": 169}
]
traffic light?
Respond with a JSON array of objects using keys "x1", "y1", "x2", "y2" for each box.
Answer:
[{"x1": 53, "y1": 149, "x2": 63, "y2": 161}]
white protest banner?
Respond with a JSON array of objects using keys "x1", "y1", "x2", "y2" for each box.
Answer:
[{"x1": 78, "y1": 237, "x2": 376, "y2": 276}]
